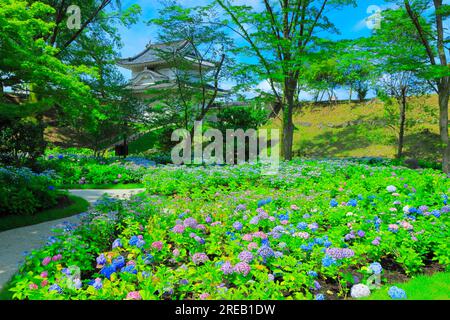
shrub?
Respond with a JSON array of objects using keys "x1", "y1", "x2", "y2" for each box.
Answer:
[{"x1": 0, "y1": 167, "x2": 58, "y2": 216}]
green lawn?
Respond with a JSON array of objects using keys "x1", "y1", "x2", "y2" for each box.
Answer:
[
  {"x1": 0, "y1": 195, "x2": 89, "y2": 232},
  {"x1": 365, "y1": 272, "x2": 450, "y2": 300},
  {"x1": 60, "y1": 183, "x2": 144, "y2": 190}
]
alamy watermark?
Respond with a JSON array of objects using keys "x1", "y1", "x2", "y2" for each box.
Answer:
[
  {"x1": 366, "y1": 5, "x2": 382, "y2": 30},
  {"x1": 171, "y1": 121, "x2": 280, "y2": 175},
  {"x1": 67, "y1": 5, "x2": 81, "y2": 30}
]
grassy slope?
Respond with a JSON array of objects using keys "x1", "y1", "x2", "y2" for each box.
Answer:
[
  {"x1": 365, "y1": 272, "x2": 450, "y2": 300},
  {"x1": 264, "y1": 95, "x2": 441, "y2": 161},
  {"x1": 0, "y1": 195, "x2": 89, "y2": 232}
]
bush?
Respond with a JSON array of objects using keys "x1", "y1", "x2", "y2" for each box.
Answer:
[{"x1": 0, "y1": 167, "x2": 58, "y2": 216}]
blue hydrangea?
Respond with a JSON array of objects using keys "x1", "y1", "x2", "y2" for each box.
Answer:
[
  {"x1": 143, "y1": 254, "x2": 154, "y2": 265},
  {"x1": 48, "y1": 284, "x2": 62, "y2": 293},
  {"x1": 99, "y1": 265, "x2": 116, "y2": 280},
  {"x1": 257, "y1": 245, "x2": 275, "y2": 262},
  {"x1": 388, "y1": 286, "x2": 407, "y2": 299},
  {"x1": 431, "y1": 210, "x2": 441, "y2": 218},
  {"x1": 369, "y1": 262, "x2": 383, "y2": 275},
  {"x1": 315, "y1": 294, "x2": 325, "y2": 300},
  {"x1": 297, "y1": 222, "x2": 308, "y2": 230},
  {"x1": 129, "y1": 236, "x2": 139, "y2": 246},
  {"x1": 112, "y1": 256, "x2": 125, "y2": 269},
  {"x1": 322, "y1": 255, "x2": 337, "y2": 267},
  {"x1": 96, "y1": 254, "x2": 106, "y2": 266},
  {"x1": 121, "y1": 265, "x2": 137, "y2": 274},
  {"x1": 307, "y1": 271, "x2": 318, "y2": 277},
  {"x1": 330, "y1": 199, "x2": 338, "y2": 207},
  {"x1": 347, "y1": 199, "x2": 358, "y2": 207}
]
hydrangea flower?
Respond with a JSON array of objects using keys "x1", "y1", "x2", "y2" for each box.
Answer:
[
  {"x1": 48, "y1": 284, "x2": 62, "y2": 294},
  {"x1": 192, "y1": 253, "x2": 209, "y2": 265},
  {"x1": 297, "y1": 222, "x2": 308, "y2": 230},
  {"x1": 121, "y1": 265, "x2": 137, "y2": 274},
  {"x1": 42, "y1": 257, "x2": 51, "y2": 266},
  {"x1": 307, "y1": 271, "x2": 318, "y2": 277},
  {"x1": 112, "y1": 239, "x2": 122, "y2": 249},
  {"x1": 258, "y1": 245, "x2": 275, "y2": 262},
  {"x1": 238, "y1": 251, "x2": 253, "y2": 263},
  {"x1": 372, "y1": 237, "x2": 381, "y2": 246},
  {"x1": 388, "y1": 224, "x2": 399, "y2": 233},
  {"x1": 233, "y1": 221, "x2": 243, "y2": 231},
  {"x1": 220, "y1": 261, "x2": 234, "y2": 275},
  {"x1": 126, "y1": 291, "x2": 142, "y2": 300},
  {"x1": 172, "y1": 224, "x2": 185, "y2": 233},
  {"x1": 357, "y1": 230, "x2": 365, "y2": 238},
  {"x1": 236, "y1": 204, "x2": 247, "y2": 211},
  {"x1": 112, "y1": 256, "x2": 125, "y2": 269},
  {"x1": 234, "y1": 262, "x2": 251, "y2": 276},
  {"x1": 322, "y1": 255, "x2": 337, "y2": 267},
  {"x1": 100, "y1": 265, "x2": 116, "y2": 280},
  {"x1": 151, "y1": 241, "x2": 163, "y2": 251},
  {"x1": 315, "y1": 294, "x2": 325, "y2": 300},
  {"x1": 325, "y1": 248, "x2": 355, "y2": 260},
  {"x1": 369, "y1": 262, "x2": 383, "y2": 275},
  {"x1": 96, "y1": 254, "x2": 106, "y2": 266},
  {"x1": 330, "y1": 199, "x2": 338, "y2": 207},
  {"x1": 199, "y1": 293, "x2": 210, "y2": 300},
  {"x1": 386, "y1": 185, "x2": 397, "y2": 193},
  {"x1": 183, "y1": 217, "x2": 198, "y2": 228},
  {"x1": 388, "y1": 286, "x2": 407, "y2": 299},
  {"x1": 91, "y1": 278, "x2": 103, "y2": 290},
  {"x1": 350, "y1": 284, "x2": 371, "y2": 298}
]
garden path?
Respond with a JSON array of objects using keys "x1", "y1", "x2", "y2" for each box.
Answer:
[{"x1": 0, "y1": 188, "x2": 145, "y2": 291}]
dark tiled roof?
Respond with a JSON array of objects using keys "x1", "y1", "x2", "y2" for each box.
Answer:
[{"x1": 118, "y1": 40, "x2": 190, "y2": 66}]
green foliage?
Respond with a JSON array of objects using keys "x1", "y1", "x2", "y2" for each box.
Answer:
[{"x1": 0, "y1": 166, "x2": 58, "y2": 216}]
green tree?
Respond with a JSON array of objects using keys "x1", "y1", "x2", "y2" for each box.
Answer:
[
  {"x1": 398, "y1": 0, "x2": 450, "y2": 172},
  {"x1": 215, "y1": 0, "x2": 355, "y2": 160},
  {"x1": 366, "y1": 8, "x2": 429, "y2": 159}
]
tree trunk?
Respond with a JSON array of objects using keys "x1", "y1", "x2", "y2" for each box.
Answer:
[
  {"x1": 282, "y1": 81, "x2": 295, "y2": 161},
  {"x1": 397, "y1": 89, "x2": 407, "y2": 159},
  {"x1": 348, "y1": 86, "x2": 353, "y2": 103},
  {"x1": 438, "y1": 82, "x2": 450, "y2": 173}
]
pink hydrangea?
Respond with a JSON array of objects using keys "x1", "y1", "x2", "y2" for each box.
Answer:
[
  {"x1": 291, "y1": 205, "x2": 299, "y2": 210},
  {"x1": 29, "y1": 283, "x2": 38, "y2": 290},
  {"x1": 295, "y1": 232, "x2": 310, "y2": 239},
  {"x1": 172, "y1": 224, "x2": 185, "y2": 234},
  {"x1": 40, "y1": 271, "x2": 48, "y2": 278},
  {"x1": 242, "y1": 234, "x2": 253, "y2": 241},
  {"x1": 42, "y1": 257, "x2": 51, "y2": 266},
  {"x1": 173, "y1": 249, "x2": 180, "y2": 257},
  {"x1": 52, "y1": 254, "x2": 62, "y2": 261},
  {"x1": 253, "y1": 231, "x2": 267, "y2": 239},
  {"x1": 234, "y1": 262, "x2": 251, "y2": 276},
  {"x1": 126, "y1": 291, "x2": 142, "y2": 300},
  {"x1": 400, "y1": 221, "x2": 413, "y2": 230},
  {"x1": 151, "y1": 241, "x2": 163, "y2": 251},
  {"x1": 247, "y1": 242, "x2": 259, "y2": 250},
  {"x1": 199, "y1": 293, "x2": 210, "y2": 300},
  {"x1": 281, "y1": 220, "x2": 289, "y2": 225},
  {"x1": 211, "y1": 221, "x2": 222, "y2": 226},
  {"x1": 40, "y1": 280, "x2": 48, "y2": 287}
]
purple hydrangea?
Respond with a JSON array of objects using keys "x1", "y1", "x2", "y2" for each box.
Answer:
[
  {"x1": 233, "y1": 262, "x2": 251, "y2": 276},
  {"x1": 238, "y1": 251, "x2": 253, "y2": 263},
  {"x1": 233, "y1": 221, "x2": 243, "y2": 231},
  {"x1": 192, "y1": 253, "x2": 209, "y2": 265},
  {"x1": 257, "y1": 245, "x2": 275, "y2": 262},
  {"x1": 325, "y1": 248, "x2": 355, "y2": 260},
  {"x1": 172, "y1": 224, "x2": 185, "y2": 233},
  {"x1": 184, "y1": 217, "x2": 198, "y2": 228},
  {"x1": 220, "y1": 261, "x2": 234, "y2": 275}
]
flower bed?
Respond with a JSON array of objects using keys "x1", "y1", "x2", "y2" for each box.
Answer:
[
  {"x1": 41, "y1": 154, "x2": 153, "y2": 186},
  {"x1": 0, "y1": 166, "x2": 59, "y2": 216},
  {"x1": 7, "y1": 160, "x2": 450, "y2": 300}
]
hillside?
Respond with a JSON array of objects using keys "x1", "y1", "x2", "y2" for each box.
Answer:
[{"x1": 265, "y1": 95, "x2": 442, "y2": 162}]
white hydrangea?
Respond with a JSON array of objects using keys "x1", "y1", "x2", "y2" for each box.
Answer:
[
  {"x1": 403, "y1": 205, "x2": 410, "y2": 214},
  {"x1": 350, "y1": 284, "x2": 371, "y2": 298},
  {"x1": 386, "y1": 185, "x2": 397, "y2": 193}
]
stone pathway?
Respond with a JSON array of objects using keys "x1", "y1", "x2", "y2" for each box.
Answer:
[{"x1": 0, "y1": 189, "x2": 145, "y2": 291}]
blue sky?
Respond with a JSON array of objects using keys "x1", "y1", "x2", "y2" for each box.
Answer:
[{"x1": 116, "y1": 0, "x2": 391, "y2": 99}]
